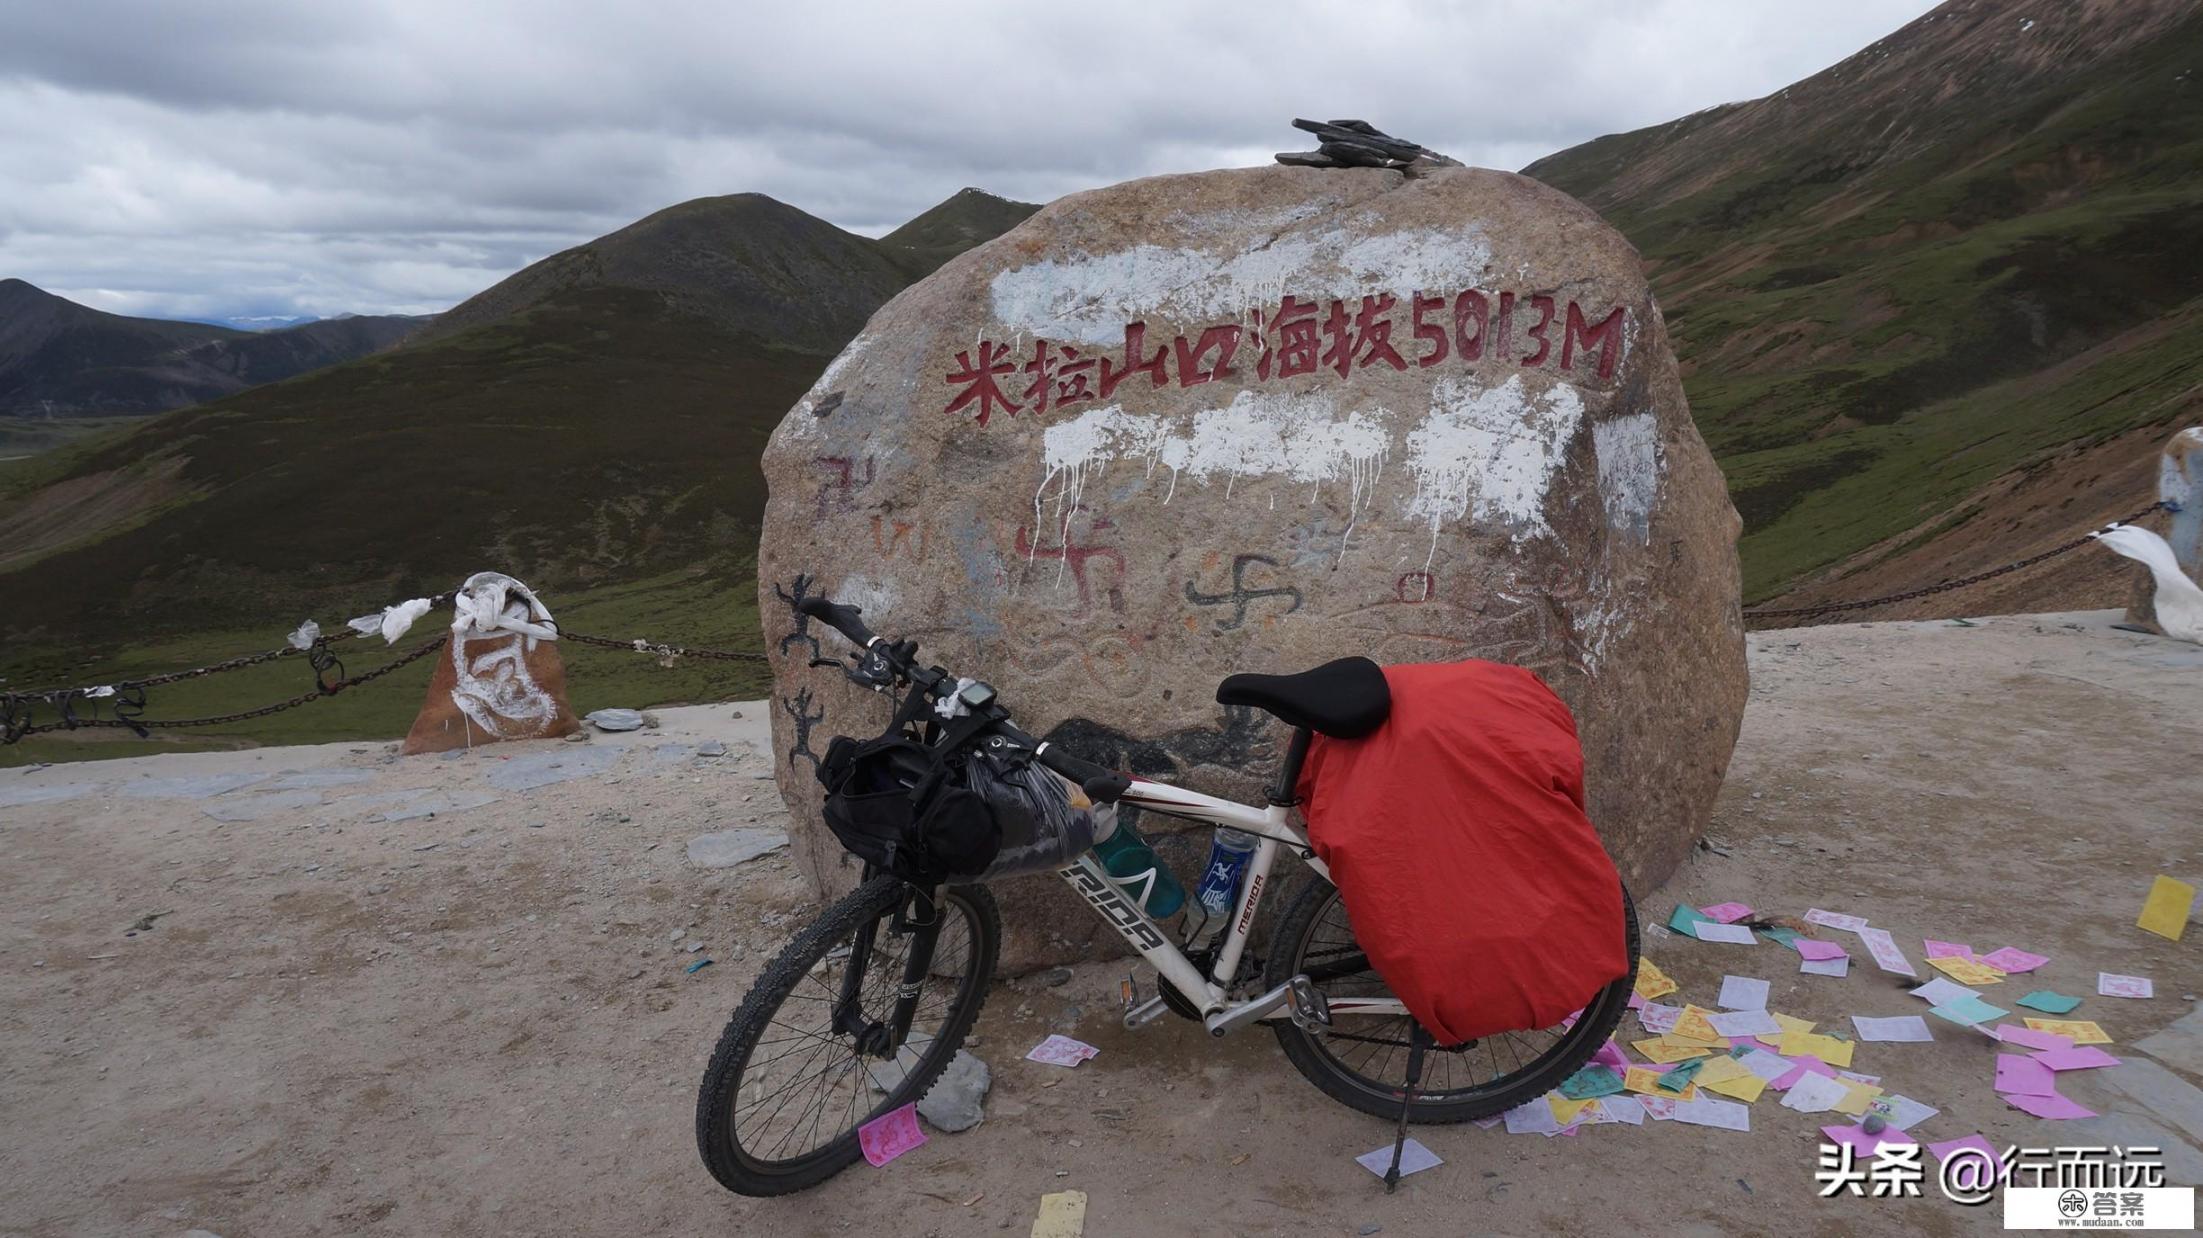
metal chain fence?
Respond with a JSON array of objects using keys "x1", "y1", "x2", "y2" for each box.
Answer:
[{"x1": 1, "y1": 500, "x2": 2172, "y2": 743}]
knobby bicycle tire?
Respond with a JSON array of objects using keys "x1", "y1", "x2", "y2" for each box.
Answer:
[
  {"x1": 1266, "y1": 877, "x2": 1640, "y2": 1122},
  {"x1": 695, "y1": 876, "x2": 1000, "y2": 1195}
]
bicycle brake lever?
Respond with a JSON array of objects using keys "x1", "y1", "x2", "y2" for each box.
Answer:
[{"x1": 807, "y1": 652, "x2": 897, "y2": 690}]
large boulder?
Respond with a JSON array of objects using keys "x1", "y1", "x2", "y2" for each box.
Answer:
[{"x1": 757, "y1": 165, "x2": 1746, "y2": 972}]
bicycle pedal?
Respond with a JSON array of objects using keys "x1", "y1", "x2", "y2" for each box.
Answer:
[
  {"x1": 1120, "y1": 973, "x2": 1169, "y2": 1029},
  {"x1": 1286, "y1": 974, "x2": 1331, "y2": 1034}
]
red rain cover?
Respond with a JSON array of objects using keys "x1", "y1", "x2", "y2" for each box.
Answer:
[{"x1": 1295, "y1": 660, "x2": 1629, "y2": 1044}]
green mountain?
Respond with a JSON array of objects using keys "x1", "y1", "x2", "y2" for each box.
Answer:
[
  {"x1": 1524, "y1": 0, "x2": 2203, "y2": 601},
  {"x1": 0, "y1": 279, "x2": 422, "y2": 422},
  {"x1": 0, "y1": 189, "x2": 1037, "y2": 761},
  {"x1": 879, "y1": 187, "x2": 1042, "y2": 269}
]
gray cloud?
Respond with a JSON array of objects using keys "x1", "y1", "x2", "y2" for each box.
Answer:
[{"x1": 0, "y1": 0, "x2": 1941, "y2": 320}]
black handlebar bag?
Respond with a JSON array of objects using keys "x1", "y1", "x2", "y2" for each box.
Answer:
[{"x1": 815, "y1": 694, "x2": 1005, "y2": 884}]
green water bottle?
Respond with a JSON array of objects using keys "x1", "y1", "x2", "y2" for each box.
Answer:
[{"x1": 1089, "y1": 812, "x2": 1186, "y2": 919}]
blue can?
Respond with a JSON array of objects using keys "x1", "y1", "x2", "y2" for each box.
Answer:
[{"x1": 1192, "y1": 827, "x2": 1259, "y2": 925}]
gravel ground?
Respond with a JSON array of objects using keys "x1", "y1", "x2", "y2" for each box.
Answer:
[{"x1": 2, "y1": 611, "x2": 2200, "y2": 1237}]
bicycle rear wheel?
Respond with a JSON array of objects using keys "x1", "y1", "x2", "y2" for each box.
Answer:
[
  {"x1": 695, "y1": 876, "x2": 999, "y2": 1195},
  {"x1": 1266, "y1": 877, "x2": 1639, "y2": 1122}
]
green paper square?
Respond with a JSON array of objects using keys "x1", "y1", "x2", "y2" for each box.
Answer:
[
  {"x1": 1559, "y1": 1065, "x2": 1626, "y2": 1099},
  {"x1": 1668, "y1": 904, "x2": 1711, "y2": 936},
  {"x1": 1657, "y1": 1058, "x2": 1704, "y2": 1093},
  {"x1": 2017, "y1": 990, "x2": 2082, "y2": 1015}
]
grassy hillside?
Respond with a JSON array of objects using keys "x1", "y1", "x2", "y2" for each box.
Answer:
[
  {"x1": 880, "y1": 188, "x2": 1041, "y2": 273},
  {"x1": 414, "y1": 193, "x2": 920, "y2": 355},
  {"x1": 1524, "y1": 0, "x2": 2203, "y2": 601},
  {"x1": 1, "y1": 190, "x2": 1037, "y2": 763}
]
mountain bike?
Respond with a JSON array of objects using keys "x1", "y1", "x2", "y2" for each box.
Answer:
[{"x1": 695, "y1": 595, "x2": 1640, "y2": 1196}]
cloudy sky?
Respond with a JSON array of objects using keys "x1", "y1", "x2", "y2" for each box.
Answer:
[{"x1": 1, "y1": 0, "x2": 1940, "y2": 324}]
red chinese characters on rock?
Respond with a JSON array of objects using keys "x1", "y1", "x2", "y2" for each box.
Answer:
[{"x1": 942, "y1": 288, "x2": 1628, "y2": 422}]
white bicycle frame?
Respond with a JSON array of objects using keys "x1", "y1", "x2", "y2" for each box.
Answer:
[{"x1": 1038, "y1": 756, "x2": 1410, "y2": 1034}]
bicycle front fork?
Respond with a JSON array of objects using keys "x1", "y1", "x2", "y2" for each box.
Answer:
[{"x1": 834, "y1": 885, "x2": 943, "y2": 1059}]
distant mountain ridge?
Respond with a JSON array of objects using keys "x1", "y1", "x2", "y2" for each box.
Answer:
[
  {"x1": 1524, "y1": 0, "x2": 2203, "y2": 603},
  {"x1": 0, "y1": 187, "x2": 1041, "y2": 691},
  {"x1": 416, "y1": 188, "x2": 1037, "y2": 355},
  {"x1": 0, "y1": 279, "x2": 425, "y2": 419}
]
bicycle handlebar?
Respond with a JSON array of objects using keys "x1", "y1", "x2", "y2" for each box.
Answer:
[
  {"x1": 796, "y1": 596, "x2": 877, "y2": 649},
  {"x1": 797, "y1": 593, "x2": 1132, "y2": 804}
]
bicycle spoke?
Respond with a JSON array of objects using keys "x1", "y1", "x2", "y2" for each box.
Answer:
[
  {"x1": 723, "y1": 893, "x2": 985, "y2": 1167},
  {"x1": 1292, "y1": 885, "x2": 1609, "y2": 1104}
]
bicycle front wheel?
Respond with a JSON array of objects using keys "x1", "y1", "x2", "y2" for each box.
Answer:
[
  {"x1": 1266, "y1": 877, "x2": 1638, "y2": 1122},
  {"x1": 695, "y1": 875, "x2": 1000, "y2": 1196}
]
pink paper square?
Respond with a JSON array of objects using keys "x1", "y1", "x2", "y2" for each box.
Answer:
[
  {"x1": 1794, "y1": 939, "x2": 1847, "y2": 962},
  {"x1": 1771, "y1": 1055, "x2": 1838, "y2": 1090},
  {"x1": 1592, "y1": 1040, "x2": 1630, "y2": 1072},
  {"x1": 1923, "y1": 940, "x2": 1973, "y2": 959},
  {"x1": 1700, "y1": 902, "x2": 1754, "y2": 923},
  {"x1": 2005, "y1": 1090, "x2": 2096, "y2": 1120},
  {"x1": 1025, "y1": 1034, "x2": 1101, "y2": 1067},
  {"x1": 1627, "y1": 992, "x2": 1647, "y2": 1010},
  {"x1": 2035, "y1": 1046, "x2": 2120, "y2": 1071},
  {"x1": 1822, "y1": 1123, "x2": 1914, "y2": 1156},
  {"x1": 858, "y1": 1102, "x2": 928, "y2": 1167},
  {"x1": 1993, "y1": 1053, "x2": 2057, "y2": 1097},
  {"x1": 1979, "y1": 947, "x2": 2048, "y2": 974},
  {"x1": 1993, "y1": 1024, "x2": 2074, "y2": 1052}
]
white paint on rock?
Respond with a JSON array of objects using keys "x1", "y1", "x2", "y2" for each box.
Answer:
[
  {"x1": 990, "y1": 228, "x2": 1494, "y2": 346},
  {"x1": 1036, "y1": 392, "x2": 1391, "y2": 560},
  {"x1": 833, "y1": 573, "x2": 901, "y2": 621},
  {"x1": 1036, "y1": 372, "x2": 1587, "y2": 572},
  {"x1": 1402, "y1": 374, "x2": 1584, "y2": 560},
  {"x1": 1593, "y1": 412, "x2": 1662, "y2": 542}
]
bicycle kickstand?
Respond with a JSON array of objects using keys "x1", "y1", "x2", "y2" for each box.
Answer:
[{"x1": 1383, "y1": 1023, "x2": 1433, "y2": 1193}]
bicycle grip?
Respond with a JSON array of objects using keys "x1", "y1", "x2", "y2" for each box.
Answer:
[
  {"x1": 1038, "y1": 745, "x2": 1131, "y2": 805},
  {"x1": 796, "y1": 596, "x2": 875, "y2": 648}
]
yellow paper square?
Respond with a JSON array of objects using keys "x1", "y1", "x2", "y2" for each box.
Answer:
[
  {"x1": 1033, "y1": 1191, "x2": 1087, "y2": 1238},
  {"x1": 1622, "y1": 1067, "x2": 1698, "y2": 1099},
  {"x1": 2024, "y1": 1018, "x2": 2112, "y2": 1046},
  {"x1": 1693, "y1": 1055, "x2": 1750, "y2": 1086},
  {"x1": 1832, "y1": 1080, "x2": 1884, "y2": 1117},
  {"x1": 1812, "y1": 1036, "x2": 1857, "y2": 1069},
  {"x1": 1633, "y1": 1036, "x2": 1713, "y2": 1064},
  {"x1": 1927, "y1": 956, "x2": 2006, "y2": 985},
  {"x1": 1701, "y1": 1072, "x2": 1766, "y2": 1103},
  {"x1": 2138, "y1": 875, "x2": 2195, "y2": 942},
  {"x1": 1778, "y1": 1031, "x2": 1856, "y2": 1068},
  {"x1": 1548, "y1": 1093, "x2": 1597, "y2": 1125},
  {"x1": 1670, "y1": 1005, "x2": 1722, "y2": 1043},
  {"x1": 1771, "y1": 1012, "x2": 1815, "y2": 1036},
  {"x1": 1634, "y1": 958, "x2": 1680, "y2": 1000}
]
